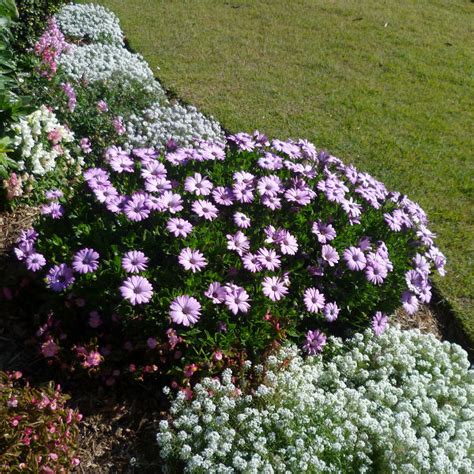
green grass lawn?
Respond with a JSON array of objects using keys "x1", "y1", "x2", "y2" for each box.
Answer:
[{"x1": 90, "y1": 0, "x2": 473, "y2": 344}]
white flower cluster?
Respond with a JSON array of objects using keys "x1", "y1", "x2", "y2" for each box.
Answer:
[
  {"x1": 158, "y1": 327, "x2": 474, "y2": 473},
  {"x1": 126, "y1": 102, "x2": 225, "y2": 150},
  {"x1": 11, "y1": 105, "x2": 80, "y2": 177},
  {"x1": 58, "y1": 43, "x2": 161, "y2": 92},
  {"x1": 55, "y1": 3, "x2": 124, "y2": 46}
]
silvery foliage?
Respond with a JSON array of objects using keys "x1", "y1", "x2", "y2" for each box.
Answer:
[
  {"x1": 126, "y1": 102, "x2": 225, "y2": 150},
  {"x1": 55, "y1": 3, "x2": 124, "y2": 46},
  {"x1": 58, "y1": 43, "x2": 165, "y2": 98},
  {"x1": 158, "y1": 327, "x2": 474, "y2": 473}
]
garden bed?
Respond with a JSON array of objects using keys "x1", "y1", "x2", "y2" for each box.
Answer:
[{"x1": 1, "y1": 2, "x2": 472, "y2": 472}]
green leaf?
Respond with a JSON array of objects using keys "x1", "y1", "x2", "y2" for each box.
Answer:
[{"x1": 0, "y1": 0, "x2": 18, "y2": 20}]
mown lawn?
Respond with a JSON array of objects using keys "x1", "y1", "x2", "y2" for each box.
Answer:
[{"x1": 90, "y1": 0, "x2": 473, "y2": 344}]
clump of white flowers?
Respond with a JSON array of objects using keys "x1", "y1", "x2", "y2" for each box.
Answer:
[
  {"x1": 55, "y1": 3, "x2": 124, "y2": 46},
  {"x1": 12, "y1": 105, "x2": 80, "y2": 176},
  {"x1": 58, "y1": 43, "x2": 163, "y2": 95},
  {"x1": 126, "y1": 102, "x2": 225, "y2": 150},
  {"x1": 7, "y1": 106, "x2": 83, "y2": 198},
  {"x1": 158, "y1": 327, "x2": 474, "y2": 473}
]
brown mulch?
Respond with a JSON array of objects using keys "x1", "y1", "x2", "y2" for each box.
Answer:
[{"x1": 0, "y1": 205, "x2": 39, "y2": 255}]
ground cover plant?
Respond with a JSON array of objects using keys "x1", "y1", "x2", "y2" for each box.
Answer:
[
  {"x1": 158, "y1": 327, "x2": 474, "y2": 473},
  {"x1": 90, "y1": 0, "x2": 474, "y2": 345},
  {"x1": 0, "y1": 371, "x2": 82, "y2": 472}
]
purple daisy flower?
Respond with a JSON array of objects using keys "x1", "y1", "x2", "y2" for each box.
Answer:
[
  {"x1": 184, "y1": 173, "x2": 213, "y2": 196},
  {"x1": 122, "y1": 251, "x2": 149, "y2": 273},
  {"x1": 45, "y1": 189, "x2": 63, "y2": 200},
  {"x1": 25, "y1": 253, "x2": 46, "y2": 272},
  {"x1": 169, "y1": 295, "x2": 201, "y2": 326},
  {"x1": 262, "y1": 276, "x2": 289, "y2": 301},
  {"x1": 261, "y1": 195, "x2": 282, "y2": 210},
  {"x1": 242, "y1": 253, "x2": 263, "y2": 273},
  {"x1": 166, "y1": 218, "x2": 193, "y2": 238},
  {"x1": 401, "y1": 291, "x2": 419, "y2": 315},
  {"x1": 303, "y1": 330, "x2": 327, "y2": 355},
  {"x1": 321, "y1": 244, "x2": 339, "y2": 267},
  {"x1": 72, "y1": 248, "x2": 100, "y2": 274},
  {"x1": 371, "y1": 311, "x2": 388, "y2": 336},
  {"x1": 233, "y1": 212, "x2": 251, "y2": 229},
  {"x1": 343, "y1": 246, "x2": 367, "y2": 271},
  {"x1": 192, "y1": 199, "x2": 219, "y2": 220},
  {"x1": 123, "y1": 194, "x2": 151, "y2": 222},
  {"x1": 159, "y1": 191, "x2": 183, "y2": 214},
  {"x1": 224, "y1": 284, "x2": 250, "y2": 314},
  {"x1": 120, "y1": 276, "x2": 153, "y2": 305},
  {"x1": 47, "y1": 264, "x2": 75, "y2": 292},
  {"x1": 204, "y1": 282, "x2": 227, "y2": 304},
  {"x1": 257, "y1": 175, "x2": 282, "y2": 197},
  {"x1": 178, "y1": 248, "x2": 207, "y2": 273},
  {"x1": 279, "y1": 231, "x2": 298, "y2": 255},
  {"x1": 212, "y1": 186, "x2": 235, "y2": 206},
  {"x1": 41, "y1": 202, "x2": 64, "y2": 219},
  {"x1": 257, "y1": 248, "x2": 281, "y2": 271},
  {"x1": 304, "y1": 288, "x2": 326, "y2": 313},
  {"x1": 312, "y1": 221, "x2": 336, "y2": 244},
  {"x1": 365, "y1": 262, "x2": 388, "y2": 285},
  {"x1": 323, "y1": 302, "x2": 340, "y2": 322},
  {"x1": 227, "y1": 231, "x2": 250, "y2": 256}
]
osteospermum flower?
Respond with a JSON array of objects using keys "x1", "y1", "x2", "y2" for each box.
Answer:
[
  {"x1": 257, "y1": 248, "x2": 281, "y2": 271},
  {"x1": 312, "y1": 220, "x2": 336, "y2": 243},
  {"x1": 242, "y1": 252, "x2": 263, "y2": 273},
  {"x1": 372, "y1": 311, "x2": 388, "y2": 336},
  {"x1": 159, "y1": 191, "x2": 184, "y2": 214},
  {"x1": 303, "y1": 330, "x2": 327, "y2": 355},
  {"x1": 122, "y1": 251, "x2": 149, "y2": 273},
  {"x1": 204, "y1": 282, "x2": 227, "y2": 304},
  {"x1": 304, "y1": 288, "x2": 326, "y2": 313},
  {"x1": 224, "y1": 285, "x2": 251, "y2": 314},
  {"x1": 169, "y1": 295, "x2": 201, "y2": 326},
  {"x1": 120, "y1": 276, "x2": 153, "y2": 305},
  {"x1": 192, "y1": 199, "x2": 219, "y2": 220},
  {"x1": 178, "y1": 248, "x2": 207, "y2": 273},
  {"x1": 233, "y1": 212, "x2": 251, "y2": 229},
  {"x1": 401, "y1": 291, "x2": 419, "y2": 315},
  {"x1": 227, "y1": 231, "x2": 250, "y2": 256},
  {"x1": 365, "y1": 262, "x2": 388, "y2": 285},
  {"x1": 262, "y1": 276, "x2": 289, "y2": 301},
  {"x1": 323, "y1": 302, "x2": 340, "y2": 322},
  {"x1": 279, "y1": 232, "x2": 298, "y2": 255},
  {"x1": 123, "y1": 194, "x2": 151, "y2": 222},
  {"x1": 72, "y1": 248, "x2": 100, "y2": 274},
  {"x1": 321, "y1": 244, "x2": 339, "y2": 267},
  {"x1": 26, "y1": 253, "x2": 46, "y2": 272},
  {"x1": 41, "y1": 202, "x2": 64, "y2": 219},
  {"x1": 47, "y1": 264, "x2": 75, "y2": 292},
  {"x1": 166, "y1": 218, "x2": 193, "y2": 238},
  {"x1": 212, "y1": 186, "x2": 234, "y2": 206},
  {"x1": 184, "y1": 172, "x2": 213, "y2": 196},
  {"x1": 343, "y1": 246, "x2": 367, "y2": 271}
]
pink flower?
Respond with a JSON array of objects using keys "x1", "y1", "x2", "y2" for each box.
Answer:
[
  {"x1": 41, "y1": 339, "x2": 59, "y2": 358},
  {"x1": 84, "y1": 351, "x2": 102, "y2": 368},
  {"x1": 169, "y1": 295, "x2": 201, "y2": 326}
]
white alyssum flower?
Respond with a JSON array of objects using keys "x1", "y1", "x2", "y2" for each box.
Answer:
[
  {"x1": 157, "y1": 327, "x2": 474, "y2": 473},
  {"x1": 125, "y1": 101, "x2": 225, "y2": 150},
  {"x1": 58, "y1": 43, "x2": 163, "y2": 96},
  {"x1": 55, "y1": 3, "x2": 124, "y2": 46}
]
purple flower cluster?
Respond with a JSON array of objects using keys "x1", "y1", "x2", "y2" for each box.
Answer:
[{"x1": 19, "y1": 131, "x2": 445, "y2": 356}]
